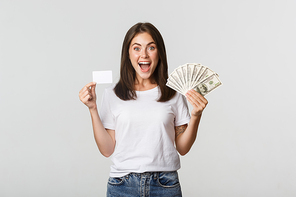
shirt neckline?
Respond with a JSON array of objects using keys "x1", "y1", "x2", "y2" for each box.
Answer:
[{"x1": 135, "y1": 86, "x2": 159, "y2": 94}]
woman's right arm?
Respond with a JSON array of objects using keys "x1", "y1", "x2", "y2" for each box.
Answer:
[{"x1": 79, "y1": 82, "x2": 115, "y2": 157}]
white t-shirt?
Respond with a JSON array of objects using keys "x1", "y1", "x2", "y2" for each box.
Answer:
[{"x1": 99, "y1": 85, "x2": 191, "y2": 177}]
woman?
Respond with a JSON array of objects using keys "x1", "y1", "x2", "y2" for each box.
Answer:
[{"x1": 79, "y1": 22, "x2": 208, "y2": 197}]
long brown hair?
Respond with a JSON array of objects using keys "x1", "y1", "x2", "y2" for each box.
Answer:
[{"x1": 114, "y1": 22, "x2": 176, "y2": 102}]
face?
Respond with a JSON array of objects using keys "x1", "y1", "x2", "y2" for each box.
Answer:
[
  {"x1": 129, "y1": 32, "x2": 159, "y2": 82},
  {"x1": 198, "y1": 84, "x2": 207, "y2": 93}
]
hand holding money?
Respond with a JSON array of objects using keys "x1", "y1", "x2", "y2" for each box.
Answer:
[
  {"x1": 186, "y1": 89, "x2": 208, "y2": 116},
  {"x1": 166, "y1": 63, "x2": 222, "y2": 96}
]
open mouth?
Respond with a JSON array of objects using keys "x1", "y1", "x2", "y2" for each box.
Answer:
[{"x1": 138, "y1": 62, "x2": 151, "y2": 72}]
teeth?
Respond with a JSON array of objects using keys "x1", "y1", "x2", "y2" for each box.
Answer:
[{"x1": 139, "y1": 62, "x2": 150, "y2": 65}]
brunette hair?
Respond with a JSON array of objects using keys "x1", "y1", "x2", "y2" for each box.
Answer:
[{"x1": 114, "y1": 22, "x2": 176, "y2": 102}]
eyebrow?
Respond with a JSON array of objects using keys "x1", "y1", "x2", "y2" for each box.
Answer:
[{"x1": 131, "y1": 41, "x2": 156, "y2": 47}]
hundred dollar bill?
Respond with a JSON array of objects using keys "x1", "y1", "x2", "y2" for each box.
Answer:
[
  {"x1": 180, "y1": 64, "x2": 188, "y2": 91},
  {"x1": 188, "y1": 63, "x2": 202, "y2": 88},
  {"x1": 199, "y1": 67, "x2": 216, "y2": 81},
  {"x1": 191, "y1": 65, "x2": 206, "y2": 87},
  {"x1": 166, "y1": 81, "x2": 183, "y2": 94},
  {"x1": 167, "y1": 63, "x2": 222, "y2": 96},
  {"x1": 166, "y1": 73, "x2": 185, "y2": 94},
  {"x1": 169, "y1": 75, "x2": 184, "y2": 92},
  {"x1": 169, "y1": 70, "x2": 186, "y2": 93},
  {"x1": 193, "y1": 73, "x2": 222, "y2": 96},
  {"x1": 174, "y1": 67, "x2": 186, "y2": 89},
  {"x1": 186, "y1": 64, "x2": 192, "y2": 91}
]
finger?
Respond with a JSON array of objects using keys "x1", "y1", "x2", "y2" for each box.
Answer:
[
  {"x1": 187, "y1": 89, "x2": 208, "y2": 105},
  {"x1": 192, "y1": 89, "x2": 208, "y2": 104},
  {"x1": 79, "y1": 82, "x2": 96, "y2": 94},
  {"x1": 82, "y1": 94, "x2": 92, "y2": 103},
  {"x1": 87, "y1": 94, "x2": 93, "y2": 101},
  {"x1": 186, "y1": 91, "x2": 208, "y2": 111},
  {"x1": 186, "y1": 93, "x2": 202, "y2": 108},
  {"x1": 186, "y1": 95, "x2": 206, "y2": 115},
  {"x1": 186, "y1": 94, "x2": 196, "y2": 107},
  {"x1": 80, "y1": 85, "x2": 95, "y2": 101},
  {"x1": 81, "y1": 90, "x2": 90, "y2": 100},
  {"x1": 86, "y1": 81, "x2": 97, "y2": 88},
  {"x1": 79, "y1": 87, "x2": 90, "y2": 98},
  {"x1": 79, "y1": 88, "x2": 87, "y2": 98},
  {"x1": 186, "y1": 90, "x2": 203, "y2": 106},
  {"x1": 91, "y1": 83, "x2": 96, "y2": 95}
]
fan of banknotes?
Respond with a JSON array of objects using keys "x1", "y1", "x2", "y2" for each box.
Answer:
[{"x1": 166, "y1": 63, "x2": 222, "y2": 96}]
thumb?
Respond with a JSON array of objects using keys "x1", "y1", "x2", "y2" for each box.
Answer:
[{"x1": 91, "y1": 82, "x2": 96, "y2": 95}]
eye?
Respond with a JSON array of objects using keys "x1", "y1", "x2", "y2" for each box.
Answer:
[
  {"x1": 148, "y1": 46, "x2": 155, "y2": 50},
  {"x1": 134, "y1": 47, "x2": 140, "y2": 51}
]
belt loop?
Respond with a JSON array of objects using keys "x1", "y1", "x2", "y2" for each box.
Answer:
[{"x1": 153, "y1": 172, "x2": 158, "y2": 180}]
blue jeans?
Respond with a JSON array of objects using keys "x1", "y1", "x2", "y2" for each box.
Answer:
[{"x1": 107, "y1": 171, "x2": 182, "y2": 197}]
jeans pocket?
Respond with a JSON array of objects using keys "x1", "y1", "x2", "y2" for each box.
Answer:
[
  {"x1": 157, "y1": 171, "x2": 180, "y2": 188},
  {"x1": 108, "y1": 176, "x2": 125, "y2": 186}
]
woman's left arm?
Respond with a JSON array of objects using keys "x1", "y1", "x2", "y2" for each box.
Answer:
[{"x1": 175, "y1": 89, "x2": 208, "y2": 156}]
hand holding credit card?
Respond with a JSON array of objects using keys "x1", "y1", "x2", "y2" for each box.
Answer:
[{"x1": 92, "y1": 71, "x2": 113, "y2": 84}]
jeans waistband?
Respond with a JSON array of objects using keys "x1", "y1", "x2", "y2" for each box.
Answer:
[
  {"x1": 126, "y1": 171, "x2": 177, "y2": 179},
  {"x1": 128, "y1": 172, "x2": 158, "y2": 178}
]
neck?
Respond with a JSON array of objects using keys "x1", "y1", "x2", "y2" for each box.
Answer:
[{"x1": 134, "y1": 77, "x2": 157, "y2": 91}]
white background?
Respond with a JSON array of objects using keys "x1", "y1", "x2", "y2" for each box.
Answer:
[{"x1": 1, "y1": 0, "x2": 296, "y2": 196}]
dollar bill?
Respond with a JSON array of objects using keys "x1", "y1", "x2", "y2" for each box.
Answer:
[
  {"x1": 175, "y1": 68, "x2": 186, "y2": 89},
  {"x1": 188, "y1": 63, "x2": 202, "y2": 88},
  {"x1": 198, "y1": 67, "x2": 215, "y2": 81},
  {"x1": 177, "y1": 64, "x2": 186, "y2": 91},
  {"x1": 186, "y1": 64, "x2": 192, "y2": 91},
  {"x1": 167, "y1": 63, "x2": 222, "y2": 96},
  {"x1": 170, "y1": 70, "x2": 186, "y2": 94},
  {"x1": 193, "y1": 74, "x2": 222, "y2": 96},
  {"x1": 166, "y1": 74, "x2": 185, "y2": 94},
  {"x1": 166, "y1": 81, "x2": 183, "y2": 94}
]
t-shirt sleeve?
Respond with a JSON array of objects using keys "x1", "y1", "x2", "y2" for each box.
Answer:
[
  {"x1": 174, "y1": 93, "x2": 191, "y2": 126},
  {"x1": 99, "y1": 89, "x2": 115, "y2": 130}
]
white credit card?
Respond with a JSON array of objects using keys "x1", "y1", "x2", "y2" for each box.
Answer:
[{"x1": 92, "y1": 70, "x2": 113, "y2": 84}]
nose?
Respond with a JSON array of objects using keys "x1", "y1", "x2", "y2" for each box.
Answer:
[{"x1": 140, "y1": 49, "x2": 148, "y2": 58}]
